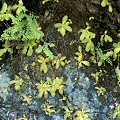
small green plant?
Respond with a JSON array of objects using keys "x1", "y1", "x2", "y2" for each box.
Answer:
[
  {"x1": 115, "y1": 66, "x2": 120, "y2": 87},
  {"x1": 52, "y1": 53, "x2": 68, "y2": 69},
  {"x1": 62, "y1": 106, "x2": 73, "y2": 120},
  {"x1": 96, "y1": 31, "x2": 113, "y2": 66},
  {"x1": 74, "y1": 46, "x2": 90, "y2": 68},
  {"x1": 36, "y1": 79, "x2": 51, "y2": 99},
  {"x1": 20, "y1": 94, "x2": 32, "y2": 104},
  {"x1": 91, "y1": 70, "x2": 102, "y2": 85},
  {"x1": 0, "y1": 41, "x2": 13, "y2": 57},
  {"x1": 113, "y1": 41, "x2": 120, "y2": 61},
  {"x1": 10, "y1": 75, "x2": 24, "y2": 91},
  {"x1": 113, "y1": 104, "x2": 120, "y2": 119},
  {"x1": 78, "y1": 22, "x2": 95, "y2": 52},
  {"x1": 37, "y1": 55, "x2": 51, "y2": 73},
  {"x1": 16, "y1": 114, "x2": 28, "y2": 120},
  {"x1": 95, "y1": 86, "x2": 106, "y2": 96},
  {"x1": 43, "y1": 102, "x2": 56, "y2": 115},
  {"x1": 36, "y1": 42, "x2": 55, "y2": 60},
  {"x1": 36, "y1": 76, "x2": 67, "y2": 98},
  {"x1": 54, "y1": 15, "x2": 72, "y2": 37},
  {"x1": 73, "y1": 107, "x2": 91, "y2": 120},
  {"x1": 101, "y1": 0, "x2": 113, "y2": 12},
  {"x1": 48, "y1": 76, "x2": 67, "y2": 97}
]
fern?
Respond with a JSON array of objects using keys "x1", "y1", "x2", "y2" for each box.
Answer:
[{"x1": 96, "y1": 42, "x2": 113, "y2": 66}]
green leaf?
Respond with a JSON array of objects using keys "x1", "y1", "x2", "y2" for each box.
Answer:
[
  {"x1": 86, "y1": 41, "x2": 94, "y2": 52},
  {"x1": 59, "y1": 27, "x2": 66, "y2": 37},
  {"x1": 98, "y1": 60, "x2": 103, "y2": 66},
  {"x1": 54, "y1": 23, "x2": 62, "y2": 28},
  {"x1": 36, "y1": 45, "x2": 43, "y2": 53},
  {"x1": 40, "y1": 63, "x2": 48, "y2": 73},
  {"x1": 43, "y1": 47, "x2": 54, "y2": 60},
  {"x1": 101, "y1": 0, "x2": 108, "y2": 7},
  {"x1": 49, "y1": 43, "x2": 55, "y2": 47},
  {"x1": 27, "y1": 46, "x2": 33, "y2": 56},
  {"x1": 0, "y1": 49, "x2": 6, "y2": 56},
  {"x1": 79, "y1": 30, "x2": 86, "y2": 41},
  {"x1": 108, "y1": 4, "x2": 113, "y2": 12},
  {"x1": 104, "y1": 35, "x2": 112, "y2": 42},
  {"x1": 63, "y1": 25, "x2": 72, "y2": 32},
  {"x1": 1, "y1": 2, "x2": 8, "y2": 14},
  {"x1": 62, "y1": 15, "x2": 68, "y2": 24},
  {"x1": 82, "y1": 61, "x2": 90, "y2": 66},
  {"x1": 7, "y1": 48, "x2": 13, "y2": 53},
  {"x1": 22, "y1": 45, "x2": 28, "y2": 54}
]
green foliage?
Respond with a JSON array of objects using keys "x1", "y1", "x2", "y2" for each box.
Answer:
[
  {"x1": 78, "y1": 22, "x2": 95, "y2": 52},
  {"x1": 96, "y1": 47, "x2": 113, "y2": 66},
  {"x1": 96, "y1": 32, "x2": 113, "y2": 66},
  {"x1": 101, "y1": 0, "x2": 113, "y2": 12},
  {"x1": 91, "y1": 70, "x2": 102, "y2": 85},
  {"x1": 62, "y1": 106, "x2": 73, "y2": 120},
  {"x1": 16, "y1": 114, "x2": 28, "y2": 120},
  {"x1": 36, "y1": 76, "x2": 67, "y2": 98},
  {"x1": 36, "y1": 42, "x2": 55, "y2": 60},
  {"x1": 54, "y1": 15, "x2": 72, "y2": 37},
  {"x1": 36, "y1": 79, "x2": 51, "y2": 98},
  {"x1": 42, "y1": 0, "x2": 59, "y2": 4},
  {"x1": 0, "y1": 2, "x2": 13, "y2": 21},
  {"x1": 52, "y1": 53, "x2": 68, "y2": 69},
  {"x1": 95, "y1": 86, "x2": 106, "y2": 96},
  {"x1": 73, "y1": 108, "x2": 91, "y2": 120},
  {"x1": 113, "y1": 104, "x2": 120, "y2": 119},
  {"x1": 37, "y1": 55, "x2": 51, "y2": 73},
  {"x1": 0, "y1": 0, "x2": 44, "y2": 57},
  {"x1": 113, "y1": 42, "x2": 120, "y2": 60},
  {"x1": 115, "y1": 66, "x2": 120, "y2": 87},
  {"x1": 0, "y1": 41, "x2": 13, "y2": 56},
  {"x1": 20, "y1": 94, "x2": 32, "y2": 104},
  {"x1": 43, "y1": 102, "x2": 56, "y2": 115},
  {"x1": 48, "y1": 77, "x2": 67, "y2": 97},
  {"x1": 100, "y1": 30, "x2": 112, "y2": 42},
  {"x1": 10, "y1": 75, "x2": 24, "y2": 91},
  {"x1": 74, "y1": 46, "x2": 90, "y2": 68}
]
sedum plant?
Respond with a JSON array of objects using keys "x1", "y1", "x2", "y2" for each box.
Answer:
[
  {"x1": 95, "y1": 86, "x2": 106, "y2": 96},
  {"x1": 48, "y1": 76, "x2": 67, "y2": 97},
  {"x1": 43, "y1": 102, "x2": 56, "y2": 115},
  {"x1": 37, "y1": 55, "x2": 51, "y2": 73},
  {"x1": 101, "y1": 0, "x2": 113, "y2": 12},
  {"x1": 10, "y1": 75, "x2": 24, "y2": 91},
  {"x1": 36, "y1": 76, "x2": 67, "y2": 98},
  {"x1": 78, "y1": 22, "x2": 95, "y2": 52},
  {"x1": 52, "y1": 53, "x2": 68, "y2": 69},
  {"x1": 91, "y1": 70, "x2": 102, "y2": 85},
  {"x1": 62, "y1": 106, "x2": 73, "y2": 120},
  {"x1": 74, "y1": 46, "x2": 90, "y2": 68},
  {"x1": 73, "y1": 108, "x2": 91, "y2": 120},
  {"x1": 36, "y1": 42, "x2": 55, "y2": 60},
  {"x1": 54, "y1": 15, "x2": 72, "y2": 37},
  {"x1": 20, "y1": 94, "x2": 32, "y2": 104},
  {"x1": 36, "y1": 79, "x2": 51, "y2": 99}
]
